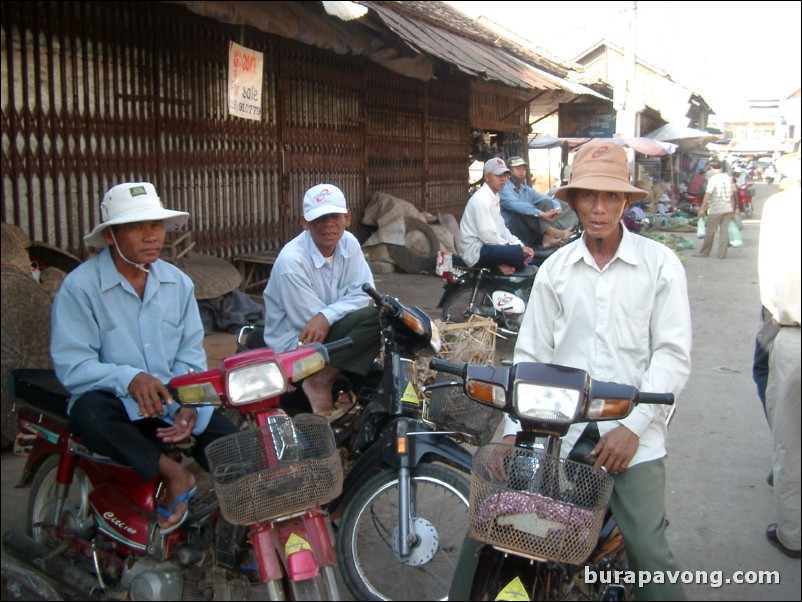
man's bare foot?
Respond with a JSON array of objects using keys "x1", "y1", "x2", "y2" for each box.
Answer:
[
  {"x1": 498, "y1": 263, "x2": 515, "y2": 275},
  {"x1": 158, "y1": 456, "x2": 196, "y2": 529}
]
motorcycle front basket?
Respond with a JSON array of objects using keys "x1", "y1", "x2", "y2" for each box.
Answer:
[
  {"x1": 468, "y1": 444, "x2": 613, "y2": 565},
  {"x1": 423, "y1": 373, "x2": 501, "y2": 445},
  {"x1": 205, "y1": 414, "x2": 343, "y2": 525}
]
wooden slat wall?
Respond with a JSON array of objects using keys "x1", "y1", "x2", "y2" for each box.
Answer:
[{"x1": 1, "y1": 1, "x2": 475, "y2": 259}]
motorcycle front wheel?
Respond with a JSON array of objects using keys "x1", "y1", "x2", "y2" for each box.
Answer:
[
  {"x1": 743, "y1": 202, "x2": 753, "y2": 219},
  {"x1": 336, "y1": 464, "x2": 470, "y2": 601},
  {"x1": 27, "y1": 455, "x2": 93, "y2": 544},
  {"x1": 441, "y1": 283, "x2": 495, "y2": 324}
]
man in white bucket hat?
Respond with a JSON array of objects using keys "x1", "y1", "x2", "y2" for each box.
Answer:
[{"x1": 51, "y1": 182, "x2": 238, "y2": 533}]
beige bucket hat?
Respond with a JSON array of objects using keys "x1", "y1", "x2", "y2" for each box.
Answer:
[{"x1": 554, "y1": 141, "x2": 648, "y2": 201}]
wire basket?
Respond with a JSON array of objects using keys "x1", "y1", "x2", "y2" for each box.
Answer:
[
  {"x1": 423, "y1": 373, "x2": 501, "y2": 445},
  {"x1": 205, "y1": 414, "x2": 343, "y2": 525},
  {"x1": 420, "y1": 315, "x2": 500, "y2": 444},
  {"x1": 468, "y1": 444, "x2": 613, "y2": 565}
]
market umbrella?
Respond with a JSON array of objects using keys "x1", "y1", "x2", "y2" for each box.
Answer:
[
  {"x1": 646, "y1": 124, "x2": 718, "y2": 151},
  {"x1": 618, "y1": 136, "x2": 677, "y2": 156}
]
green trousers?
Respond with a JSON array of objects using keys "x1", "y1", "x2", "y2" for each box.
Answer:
[{"x1": 325, "y1": 305, "x2": 381, "y2": 376}]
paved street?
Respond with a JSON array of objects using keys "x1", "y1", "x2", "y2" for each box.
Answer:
[{"x1": 2, "y1": 181, "x2": 799, "y2": 600}]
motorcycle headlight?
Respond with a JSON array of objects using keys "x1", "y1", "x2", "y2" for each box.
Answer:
[
  {"x1": 514, "y1": 382, "x2": 581, "y2": 423},
  {"x1": 429, "y1": 320, "x2": 442, "y2": 354},
  {"x1": 227, "y1": 362, "x2": 287, "y2": 405}
]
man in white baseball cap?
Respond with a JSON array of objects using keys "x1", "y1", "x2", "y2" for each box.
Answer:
[
  {"x1": 459, "y1": 157, "x2": 534, "y2": 275},
  {"x1": 51, "y1": 182, "x2": 238, "y2": 534},
  {"x1": 263, "y1": 184, "x2": 380, "y2": 419}
]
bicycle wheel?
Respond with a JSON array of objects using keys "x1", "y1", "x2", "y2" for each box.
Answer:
[
  {"x1": 336, "y1": 464, "x2": 470, "y2": 601},
  {"x1": 441, "y1": 284, "x2": 494, "y2": 324}
]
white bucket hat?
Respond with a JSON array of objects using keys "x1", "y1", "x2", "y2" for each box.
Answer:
[{"x1": 84, "y1": 183, "x2": 189, "y2": 248}]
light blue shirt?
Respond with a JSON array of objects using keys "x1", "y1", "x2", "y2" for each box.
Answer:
[
  {"x1": 263, "y1": 230, "x2": 374, "y2": 352},
  {"x1": 50, "y1": 247, "x2": 212, "y2": 433},
  {"x1": 499, "y1": 178, "x2": 560, "y2": 226}
]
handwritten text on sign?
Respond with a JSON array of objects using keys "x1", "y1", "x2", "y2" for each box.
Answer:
[{"x1": 228, "y1": 42, "x2": 263, "y2": 121}]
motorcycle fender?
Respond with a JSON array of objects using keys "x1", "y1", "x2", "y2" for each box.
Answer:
[
  {"x1": 326, "y1": 428, "x2": 394, "y2": 517},
  {"x1": 250, "y1": 524, "x2": 284, "y2": 582},
  {"x1": 327, "y1": 425, "x2": 473, "y2": 516},
  {"x1": 407, "y1": 432, "x2": 473, "y2": 472},
  {"x1": 437, "y1": 281, "x2": 471, "y2": 309}
]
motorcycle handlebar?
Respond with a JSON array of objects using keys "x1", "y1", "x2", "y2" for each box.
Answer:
[
  {"x1": 428, "y1": 358, "x2": 463, "y2": 376},
  {"x1": 638, "y1": 392, "x2": 675, "y2": 405},
  {"x1": 324, "y1": 337, "x2": 353, "y2": 354},
  {"x1": 362, "y1": 283, "x2": 383, "y2": 304}
]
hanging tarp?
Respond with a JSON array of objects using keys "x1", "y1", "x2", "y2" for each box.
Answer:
[{"x1": 529, "y1": 135, "x2": 676, "y2": 156}]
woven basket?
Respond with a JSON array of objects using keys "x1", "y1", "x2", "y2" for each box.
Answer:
[
  {"x1": 176, "y1": 253, "x2": 242, "y2": 300},
  {"x1": 1, "y1": 225, "x2": 32, "y2": 273},
  {"x1": 420, "y1": 316, "x2": 501, "y2": 444},
  {"x1": 1, "y1": 266, "x2": 53, "y2": 445}
]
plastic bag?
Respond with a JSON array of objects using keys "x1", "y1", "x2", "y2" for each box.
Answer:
[
  {"x1": 728, "y1": 219, "x2": 743, "y2": 247},
  {"x1": 696, "y1": 218, "x2": 706, "y2": 239}
]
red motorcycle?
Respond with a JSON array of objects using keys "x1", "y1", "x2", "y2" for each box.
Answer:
[
  {"x1": 737, "y1": 182, "x2": 755, "y2": 218},
  {"x1": 1, "y1": 340, "x2": 351, "y2": 601}
]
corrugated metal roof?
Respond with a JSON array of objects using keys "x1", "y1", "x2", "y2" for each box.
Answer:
[
  {"x1": 363, "y1": 1, "x2": 605, "y2": 98},
  {"x1": 365, "y1": 2, "x2": 559, "y2": 90}
]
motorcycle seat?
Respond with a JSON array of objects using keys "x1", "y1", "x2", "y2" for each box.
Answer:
[
  {"x1": 11, "y1": 369, "x2": 70, "y2": 424},
  {"x1": 450, "y1": 255, "x2": 537, "y2": 278}
]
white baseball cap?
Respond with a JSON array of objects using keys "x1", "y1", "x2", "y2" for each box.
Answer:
[
  {"x1": 484, "y1": 157, "x2": 510, "y2": 176},
  {"x1": 303, "y1": 184, "x2": 349, "y2": 221},
  {"x1": 84, "y1": 183, "x2": 189, "y2": 248}
]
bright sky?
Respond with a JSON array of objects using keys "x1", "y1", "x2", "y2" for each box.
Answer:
[{"x1": 448, "y1": 1, "x2": 801, "y2": 119}]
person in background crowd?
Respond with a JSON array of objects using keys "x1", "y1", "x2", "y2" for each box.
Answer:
[
  {"x1": 693, "y1": 159, "x2": 737, "y2": 259},
  {"x1": 263, "y1": 184, "x2": 380, "y2": 420},
  {"x1": 459, "y1": 157, "x2": 534, "y2": 276},
  {"x1": 499, "y1": 156, "x2": 574, "y2": 248},
  {"x1": 757, "y1": 154, "x2": 801, "y2": 559}
]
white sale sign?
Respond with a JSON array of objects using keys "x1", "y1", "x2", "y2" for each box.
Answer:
[{"x1": 228, "y1": 41, "x2": 263, "y2": 120}]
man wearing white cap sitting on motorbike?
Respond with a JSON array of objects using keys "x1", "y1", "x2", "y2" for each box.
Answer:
[
  {"x1": 51, "y1": 182, "x2": 239, "y2": 533},
  {"x1": 504, "y1": 141, "x2": 692, "y2": 600},
  {"x1": 459, "y1": 157, "x2": 535, "y2": 276},
  {"x1": 263, "y1": 184, "x2": 381, "y2": 420}
]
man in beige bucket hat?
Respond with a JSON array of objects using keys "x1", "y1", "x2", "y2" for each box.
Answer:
[
  {"x1": 504, "y1": 141, "x2": 692, "y2": 600},
  {"x1": 51, "y1": 182, "x2": 238, "y2": 533}
]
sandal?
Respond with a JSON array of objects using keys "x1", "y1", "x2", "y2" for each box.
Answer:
[{"x1": 157, "y1": 486, "x2": 197, "y2": 535}]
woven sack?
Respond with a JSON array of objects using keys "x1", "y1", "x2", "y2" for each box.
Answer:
[{"x1": 1, "y1": 266, "x2": 53, "y2": 446}]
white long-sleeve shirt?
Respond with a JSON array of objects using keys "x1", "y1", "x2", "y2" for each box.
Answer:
[
  {"x1": 459, "y1": 183, "x2": 523, "y2": 266},
  {"x1": 263, "y1": 230, "x2": 374, "y2": 352},
  {"x1": 504, "y1": 227, "x2": 692, "y2": 467},
  {"x1": 759, "y1": 185, "x2": 801, "y2": 326}
]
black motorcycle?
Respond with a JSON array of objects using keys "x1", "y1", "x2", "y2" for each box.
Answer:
[
  {"x1": 427, "y1": 357, "x2": 674, "y2": 601},
  {"x1": 438, "y1": 233, "x2": 580, "y2": 336}
]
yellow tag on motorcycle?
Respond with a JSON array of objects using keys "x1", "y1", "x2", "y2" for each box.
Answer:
[
  {"x1": 285, "y1": 533, "x2": 312, "y2": 556},
  {"x1": 495, "y1": 576, "x2": 529, "y2": 601},
  {"x1": 401, "y1": 381, "x2": 419, "y2": 405}
]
